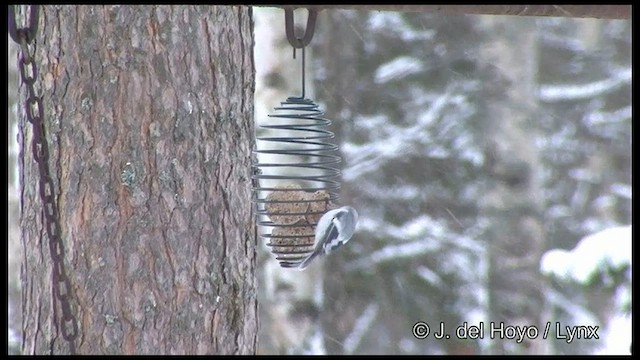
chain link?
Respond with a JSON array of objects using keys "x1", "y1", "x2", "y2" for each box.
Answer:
[{"x1": 9, "y1": 5, "x2": 79, "y2": 354}]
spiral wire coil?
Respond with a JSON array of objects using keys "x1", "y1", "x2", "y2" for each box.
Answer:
[{"x1": 253, "y1": 96, "x2": 341, "y2": 268}]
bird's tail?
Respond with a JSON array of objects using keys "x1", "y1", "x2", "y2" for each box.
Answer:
[{"x1": 297, "y1": 250, "x2": 320, "y2": 271}]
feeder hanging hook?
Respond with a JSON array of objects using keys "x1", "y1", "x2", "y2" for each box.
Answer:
[{"x1": 284, "y1": 8, "x2": 318, "y2": 49}]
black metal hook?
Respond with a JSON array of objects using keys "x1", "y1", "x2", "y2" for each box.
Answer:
[
  {"x1": 284, "y1": 8, "x2": 317, "y2": 49},
  {"x1": 8, "y1": 5, "x2": 40, "y2": 45}
]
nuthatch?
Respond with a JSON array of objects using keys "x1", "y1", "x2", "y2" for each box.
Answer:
[{"x1": 298, "y1": 206, "x2": 359, "y2": 270}]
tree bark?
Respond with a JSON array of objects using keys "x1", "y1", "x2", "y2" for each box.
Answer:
[{"x1": 20, "y1": 5, "x2": 257, "y2": 354}]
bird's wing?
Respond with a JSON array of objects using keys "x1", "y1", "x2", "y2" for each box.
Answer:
[
  {"x1": 322, "y1": 217, "x2": 345, "y2": 254},
  {"x1": 298, "y1": 214, "x2": 340, "y2": 270},
  {"x1": 298, "y1": 207, "x2": 357, "y2": 270}
]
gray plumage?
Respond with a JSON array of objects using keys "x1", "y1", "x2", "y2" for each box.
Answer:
[{"x1": 298, "y1": 206, "x2": 359, "y2": 270}]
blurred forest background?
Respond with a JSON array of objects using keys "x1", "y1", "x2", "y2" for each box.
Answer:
[
  {"x1": 252, "y1": 8, "x2": 631, "y2": 356},
  {"x1": 8, "y1": 7, "x2": 631, "y2": 355}
]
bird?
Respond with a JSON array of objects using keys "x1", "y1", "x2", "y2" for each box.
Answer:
[{"x1": 298, "y1": 206, "x2": 359, "y2": 270}]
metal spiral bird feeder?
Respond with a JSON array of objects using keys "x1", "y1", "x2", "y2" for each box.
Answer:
[{"x1": 252, "y1": 9, "x2": 342, "y2": 268}]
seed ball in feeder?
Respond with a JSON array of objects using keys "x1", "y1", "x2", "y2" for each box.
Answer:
[
  {"x1": 305, "y1": 190, "x2": 334, "y2": 225},
  {"x1": 265, "y1": 184, "x2": 308, "y2": 225},
  {"x1": 269, "y1": 218, "x2": 316, "y2": 261}
]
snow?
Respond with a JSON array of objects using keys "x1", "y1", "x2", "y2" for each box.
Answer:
[
  {"x1": 539, "y1": 30, "x2": 587, "y2": 53},
  {"x1": 356, "y1": 214, "x2": 448, "y2": 240},
  {"x1": 427, "y1": 146, "x2": 450, "y2": 158},
  {"x1": 541, "y1": 226, "x2": 632, "y2": 355},
  {"x1": 374, "y1": 56, "x2": 424, "y2": 84},
  {"x1": 346, "y1": 240, "x2": 440, "y2": 272},
  {"x1": 583, "y1": 105, "x2": 631, "y2": 126},
  {"x1": 415, "y1": 265, "x2": 442, "y2": 287},
  {"x1": 342, "y1": 91, "x2": 453, "y2": 182},
  {"x1": 343, "y1": 303, "x2": 379, "y2": 354},
  {"x1": 594, "y1": 313, "x2": 632, "y2": 355},
  {"x1": 540, "y1": 225, "x2": 631, "y2": 283},
  {"x1": 367, "y1": 11, "x2": 407, "y2": 32},
  {"x1": 538, "y1": 68, "x2": 631, "y2": 102},
  {"x1": 349, "y1": 214, "x2": 483, "y2": 273},
  {"x1": 540, "y1": 249, "x2": 574, "y2": 279},
  {"x1": 304, "y1": 326, "x2": 327, "y2": 355},
  {"x1": 352, "y1": 114, "x2": 389, "y2": 133},
  {"x1": 367, "y1": 12, "x2": 435, "y2": 42},
  {"x1": 405, "y1": 216, "x2": 434, "y2": 237},
  {"x1": 610, "y1": 183, "x2": 632, "y2": 199}
]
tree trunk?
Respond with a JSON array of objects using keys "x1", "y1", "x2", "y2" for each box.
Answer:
[
  {"x1": 20, "y1": 5, "x2": 257, "y2": 354},
  {"x1": 478, "y1": 16, "x2": 547, "y2": 355}
]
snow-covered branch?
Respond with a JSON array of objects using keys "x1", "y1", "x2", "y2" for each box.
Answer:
[
  {"x1": 343, "y1": 303, "x2": 379, "y2": 354},
  {"x1": 346, "y1": 240, "x2": 439, "y2": 272},
  {"x1": 343, "y1": 91, "x2": 452, "y2": 181},
  {"x1": 540, "y1": 225, "x2": 631, "y2": 283},
  {"x1": 539, "y1": 69, "x2": 631, "y2": 102}
]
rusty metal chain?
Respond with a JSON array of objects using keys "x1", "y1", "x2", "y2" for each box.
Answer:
[{"x1": 9, "y1": 5, "x2": 79, "y2": 354}]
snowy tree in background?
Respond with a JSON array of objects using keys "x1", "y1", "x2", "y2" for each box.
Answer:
[
  {"x1": 535, "y1": 18, "x2": 632, "y2": 355},
  {"x1": 541, "y1": 226, "x2": 631, "y2": 355},
  {"x1": 315, "y1": 10, "x2": 490, "y2": 355},
  {"x1": 309, "y1": 10, "x2": 629, "y2": 355},
  {"x1": 537, "y1": 18, "x2": 631, "y2": 251}
]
